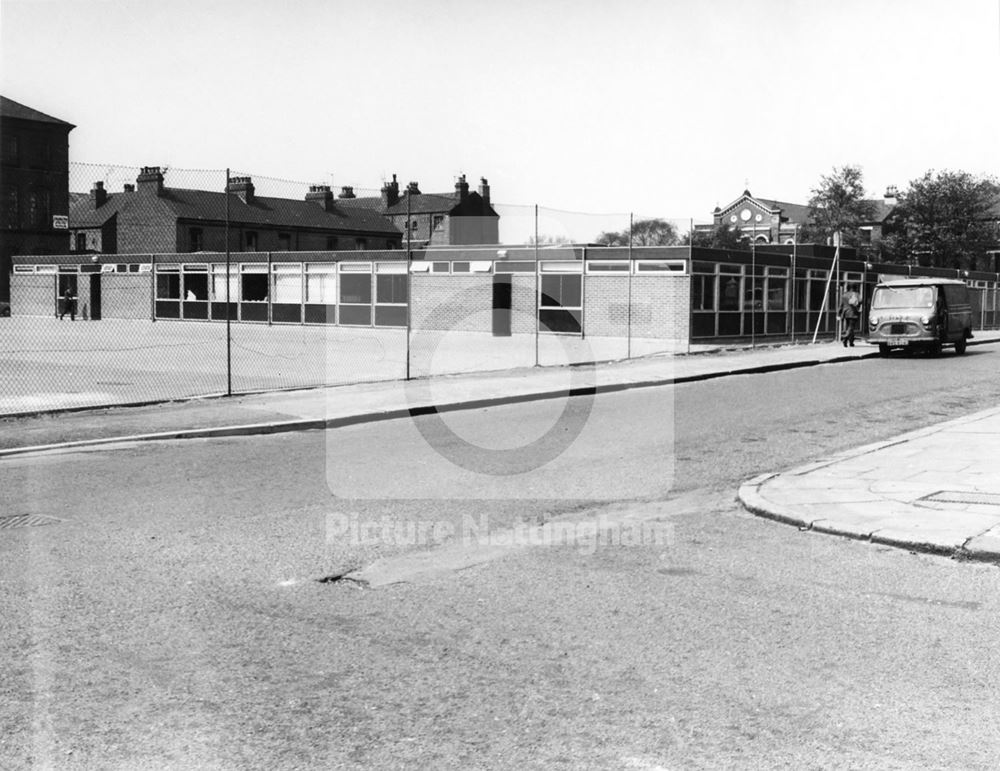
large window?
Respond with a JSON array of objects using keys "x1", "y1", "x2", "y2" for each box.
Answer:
[
  {"x1": 539, "y1": 269, "x2": 582, "y2": 334},
  {"x1": 240, "y1": 265, "x2": 268, "y2": 302},
  {"x1": 376, "y1": 274, "x2": 407, "y2": 304},
  {"x1": 272, "y1": 264, "x2": 302, "y2": 303},
  {"x1": 156, "y1": 267, "x2": 181, "y2": 299},
  {"x1": 692, "y1": 273, "x2": 716, "y2": 311},
  {"x1": 340, "y1": 273, "x2": 372, "y2": 304},
  {"x1": 375, "y1": 263, "x2": 407, "y2": 326},
  {"x1": 211, "y1": 265, "x2": 238, "y2": 301},
  {"x1": 182, "y1": 265, "x2": 208, "y2": 301},
  {"x1": 155, "y1": 265, "x2": 181, "y2": 318},
  {"x1": 339, "y1": 263, "x2": 373, "y2": 325},
  {"x1": 270, "y1": 263, "x2": 303, "y2": 323},
  {"x1": 718, "y1": 268, "x2": 741, "y2": 312},
  {"x1": 766, "y1": 267, "x2": 787, "y2": 311},
  {"x1": 305, "y1": 264, "x2": 336, "y2": 303}
]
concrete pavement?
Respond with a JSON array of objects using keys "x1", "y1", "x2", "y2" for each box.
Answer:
[
  {"x1": 4, "y1": 331, "x2": 1000, "y2": 563},
  {"x1": 739, "y1": 403, "x2": 1000, "y2": 562},
  {"x1": 0, "y1": 335, "x2": 903, "y2": 453}
]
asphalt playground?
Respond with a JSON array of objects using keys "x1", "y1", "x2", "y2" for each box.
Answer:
[{"x1": 0, "y1": 316, "x2": 686, "y2": 415}]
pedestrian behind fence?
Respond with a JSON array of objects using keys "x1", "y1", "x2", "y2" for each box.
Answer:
[
  {"x1": 838, "y1": 283, "x2": 860, "y2": 347},
  {"x1": 59, "y1": 287, "x2": 76, "y2": 321}
]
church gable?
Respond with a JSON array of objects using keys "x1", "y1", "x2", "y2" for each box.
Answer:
[{"x1": 716, "y1": 191, "x2": 780, "y2": 228}]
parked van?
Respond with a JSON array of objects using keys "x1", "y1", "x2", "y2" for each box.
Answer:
[{"x1": 867, "y1": 278, "x2": 973, "y2": 356}]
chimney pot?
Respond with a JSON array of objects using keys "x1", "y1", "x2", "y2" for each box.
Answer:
[
  {"x1": 305, "y1": 184, "x2": 335, "y2": 211},
  {"x1": 381, "y1": 174, "x2": 400, "y2": 208},
  {"x1": 91, "y1": 181, "x2": 108, "y2": 207},
  {"x1": 227, "y1": 176, "x2": 255, "y2": 204},
  {"x1": 136, "y1": 166, "x2": 165, "y2": 196}
]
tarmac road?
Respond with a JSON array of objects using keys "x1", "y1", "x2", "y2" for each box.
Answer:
[{"x1": 4, "y1": 345, "x2": 1000, "y2": 768}]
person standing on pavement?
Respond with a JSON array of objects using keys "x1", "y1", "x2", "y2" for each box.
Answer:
[
  {"x1": 59, "y1": 287, "x2": 76, "y2": 321},
  {"x1": 838, "y1": 284, "x2": 861, "y2": 347}
]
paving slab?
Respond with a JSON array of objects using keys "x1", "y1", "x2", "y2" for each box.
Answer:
[{"x1": 738, "y1": 400, "x2": 1000, "y2": 562}]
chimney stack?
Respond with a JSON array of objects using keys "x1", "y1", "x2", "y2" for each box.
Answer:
[
  {"x1": 884, "y1": 184, "x2": 899, "y2": 204},
  {"x1": 226, "y1": 176, "x2": 255, "y2": 204},
  {"x1": 338, "y1": 186, "x2": 356, "y2": 199},
  {"x1": 406, "y1": 181, "x2": 421, "y2": 196},
  {"x1": 381, "y1": 174, "x2": 400, "y2": 208},
  {"x1": 305, "y1": 184, "x2": 335, "y2": 212},
  {"x1": 455, "y1": 174, "x2": 469, "y2": 202},
  {"x1": 123, "y1": 183, "x2": 135, "y2": 193},
  {"x1": 91, "y1": 181, "x2": 107, "y2": 207},
  {"x1": 136, "y1": 166, "x2": 165, "y2": 196},
  {"x1": 477, "y1": 177, "x2": 490, "y2": 206}
]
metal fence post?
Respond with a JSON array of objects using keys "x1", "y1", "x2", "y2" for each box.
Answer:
[
  {"x1": 627, "y1": 212, "x2": 633, "y2": 359},
  {"x1": 406, "y1": 191, "x2": 411, "y2": 381},
  {"x1": 225, "y1": 168, "x2": 232, "y2": 397},
  {"x1": 534, "y1": 204, "x2": 540, "y2": 368}
]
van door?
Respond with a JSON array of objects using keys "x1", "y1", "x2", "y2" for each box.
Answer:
[{"x1": 942, "y1": 284, "x2": 971, "y2": 341}]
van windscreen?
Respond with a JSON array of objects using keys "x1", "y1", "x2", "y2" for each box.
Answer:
[{"x1": 871, "y1": 286, "x2": 934, "y2": 309}]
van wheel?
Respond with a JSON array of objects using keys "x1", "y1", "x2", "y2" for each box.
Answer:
[
  {"x1": 878, "y1": 344, "x2": 890, "y2": 358},
  {"x1": 955, "y1": 338, "x2": 967, "y2": 355}
]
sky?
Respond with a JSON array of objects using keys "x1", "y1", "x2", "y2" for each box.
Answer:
[{"x1": 2, "y1": 0, "x2": 999, "y2": 242}]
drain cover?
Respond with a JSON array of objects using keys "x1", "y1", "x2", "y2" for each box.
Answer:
[
  {"x1": 922, "y1": 491, "x2": 1000, "y2": 506},
  {"x1": 0, "y1": 514, "x2": 62, "y2": 529}
]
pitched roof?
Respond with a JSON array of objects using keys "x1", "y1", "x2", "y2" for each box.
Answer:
[
  {"x1": 70, "y1": 186, "x2": 402, "y2": 236},
  {"x1": 756, "y1": 198, "x2": 813, "y2": 225},
  {"x1": 0, "y1": 96, "x2": 75, "y2": 128},
  {"x1": 386, "y1": 192, "x2": 460, "y2": 216},
  {"x1": 340, "y1": 189, "x2": 499, "y2": 219}
]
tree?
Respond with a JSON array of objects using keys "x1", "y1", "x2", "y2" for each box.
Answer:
[
  {"x1": 883, "y1": 170, "x2": 1000, "y2": 270},
  {"x1": 527, "y1": 233, "x2": 571, "y2": 246},
  {"x1": 806, "y1": 165, "x2": 876, "y2": 248},
  {"x1": 594, "y1": 217, "x2": 679, "y2": 247},
  {"x1": 685, "y1": 223, "x2": 746, "y2": 250}
]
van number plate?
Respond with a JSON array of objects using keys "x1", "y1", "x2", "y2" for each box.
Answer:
[{"x1": 887, "y1": 337, "x2": 909, "y2": 346}]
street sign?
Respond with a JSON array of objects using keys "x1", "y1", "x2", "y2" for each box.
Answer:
[{"x1": 52, "y1": 215, "x2": 68, "y2": 229}]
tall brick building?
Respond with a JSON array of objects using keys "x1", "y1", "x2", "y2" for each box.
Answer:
[{"x1": 0, "y1": 96, "x2": 75, "y2": 308}]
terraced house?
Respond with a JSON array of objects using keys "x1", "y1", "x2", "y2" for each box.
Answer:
[{"x1": 68, "y1": 167, "x2": 402, "y2": 255}]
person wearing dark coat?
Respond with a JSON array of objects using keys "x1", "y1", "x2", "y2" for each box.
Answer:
[{"x1": 838, "y1": 284, "x2": 861, "y2": 347}]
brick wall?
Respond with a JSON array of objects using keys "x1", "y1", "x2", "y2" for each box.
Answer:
[
  {"x1": 410, "y1": 274, "x2": 493, "y2": 332},
  {"x1": 511, "y1": 275, "x2": 536, "y2": 333},
  {"x1": 100, "y1": 274, "x2": 152, "y2": 319},
  {"x1": 584, "y1": 275, "x2": 630, "y2": 336},
  {"x1": 11, "y1": 275, "x2": 56, "y2": 317},
  {"x1": 628, "y1": 275, "x2": 690, "y2": 340}
]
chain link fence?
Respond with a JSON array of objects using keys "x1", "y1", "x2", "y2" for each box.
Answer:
[{"x1": 4, "y1": 163, "x2": 998, "y2": 416}]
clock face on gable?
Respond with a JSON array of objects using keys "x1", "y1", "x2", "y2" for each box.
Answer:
[{"x1": 740, "y1": 208, "x2": 752, "y2": 221}]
